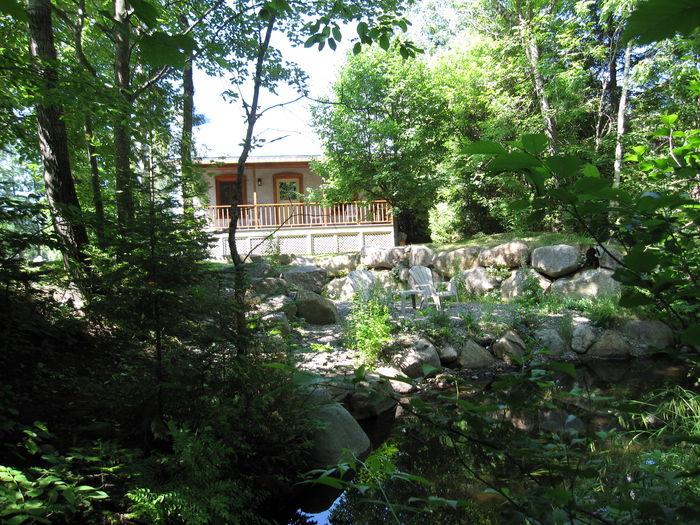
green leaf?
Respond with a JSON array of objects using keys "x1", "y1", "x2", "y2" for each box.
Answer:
[
  {"x1": 624, "y1": 248, "x2": 660, "y2": 273},
  {"x1": 573, "y1": 176, "x2": 612, "y2": 197},
  {"x1": 681, "y1": 324, "x2": 700, "y2": 345},
  {"x1": 379, "y1": 35, "x2": 390, "y2": 50},
  {"x1": 487, "y1": 152, "x2": 541, "y2": 171},
  {"x1": 292, "y1": 370, "x2": 323, "y2": 386},
  {"x1": 304, "y1": 34, "x2": 321, "y2": 48},
  {"x1": 508, "y1": 198, "x2": 531, "y2": 212},
  {"x1": 140, "y1": 32, "x2": 197, "y2": 68},
  {"x1": 543, "y1": 487, "x2": 571, "y2": 505},
  {"x1": 332, "y1": 25, "x2": 341, "y2": 41},
  {"x1": 461, "y1": 140, "x2": 507, "y2": 155},
  {"x1": 623, "y1": 0, "x2": 700, "y2": 44},
  {"x1": 129, "y1": 0, "x2": 159, "y2": 28},
  {"x1": 545, "y1": 155, "x2": 584, "y2": 179},
  {"x1": 546, "y1": 362, "x2": 576, "y2": 379},
  {"x1": 0, "y1": 0, "x2": 27, "y2": 21},
  {"x1": 264, "y1": 362, "x2": 296, "y2": 372},
  {"x1": 353, "y1": 42, "x2": 362, "y2": 55},
  {"x1": 660, "y1": 114, "x2": 679, "y2": 126},
  {"x1": 308, "y1": 475, "x2": 344, "y2": 489},
  {"x1": 357, "y1": 21, "x2": 368, "y2": 37},
  {"x1": 421, "y1": 364, "x2": 440, "y2": 377},
  {"x1": 619, "y1": 289, "x2": 656, "y2": 307},
  {"x1": 521, "y1": 134, "x2": 548, "y2": 155},
  {"x1": 548, "y1": 187, "x2": 576, "y2": 204},
  {"x1": 582, "y1": 164, "x2": 600, "y2": 178}
]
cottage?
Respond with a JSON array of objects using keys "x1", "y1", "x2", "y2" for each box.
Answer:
[{"x1": 199, "y1": 155, "x2": 395, "y2": 260}]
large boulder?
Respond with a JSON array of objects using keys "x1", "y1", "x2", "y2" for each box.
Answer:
[
  {"x1": 392, "y1": 336, "x2": 441, "y2": 378},
  {"x1": 347, "y1": 381, "x2": 397, "y2": 420},
  {"x1": 360, "y1": 246, "x2": 404, "y2": 269},
  {"x1": 478, "y1": 241, "x2": 530, "y2": 268},
  {"x1": 257, "y1": 294, "x2": 297, "y2": 319},
  {"x1": 596, "y1": 244, "x2": 624, "y2": 270},
  {"x1": 261, "y1": 312, "x2": 291, "y2": 335},
  {"x1": 621, "y1": 320, "x2": 674, "y2": 351},
  {"x1": 587, "y1": 330, "x2": 632, "y2": 359},
  {"x1": 408, "y1": 245, "x2": 435, "y2": 267},
  {"x1": 455, "y1": 266, "x2": 500, "y2": 296},
  {"x1": 370, "y1": 270, "x2": 400, "y2": 291},
  {"x1": 251, "y1": 277, "x2": 289, "y2": 296},
  {"x1": 433, "y1": 246, "x2": 482, "y2": 278},
  {"x1": 455, "y1": 340, "x2": 498, "y2": 369},
  {"x1": 493, "y1": 330, "x2": 527, "y2": 364},
  {"x1": 375, "y1": 366, "x2": 417, "y2": 394},
  {"x1": 550, "y1": 269, "x2": 621, "y2": 298},
  {"x1": 436, "y1": 344, "x2": 459, "y2": 365},
  {"x1": 531, "y1": 244, "x2": 582, "y2": 278},
  {"x1": 308, "y1": 402, "x2": 371, "y2": 468},
  {"x1": 323, "y1": 277, "x2": 354, "y2": 301},
  {"x1": 316, "y1": 253, "x2": 360, "y2": 278},
  {"x1": 571, "y1": 322, "x2": 597, "y2": 353},
  {"x1": 282, "y1": 265, "x2": 328, "y2": 293},
  {"x1": 247, "y1": 261, "x2": 274, "y2": 278},
  {"x1": 500, "y1": 269, "x2": 551, "y2": 301},
  {"x1": 347, "y1": 269, "x2": 376, "y2": 293},
  {"x1": 533, "y1": 328, "x2": 568, "y2": 357},
  {"x1": 294, "y1": 290, "x2": 339, "y2": 325}
]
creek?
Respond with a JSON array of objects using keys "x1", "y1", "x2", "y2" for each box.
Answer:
[{"x1": 282, "y1": 355, "x2": 695, "y2": 525}]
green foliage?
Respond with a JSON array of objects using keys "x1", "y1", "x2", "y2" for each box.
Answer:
[
  {"x1": 314, "y1": 357, "x2": 700, "y2": 524},
  {"x1": 465, "y1": 124, "x2": 699, "y2": 337},
  {"x1": 0, "y1": 190, "x2": 56, "y2": 287},
  {"x1": 126, "y1": 358, "x2": 316, "y2": 524},
  {"x1": 428, "y1": 201, "x2": 462, "y2": 243},
  {"x1": 345, "y1": 284, "x2": 393, "y2": 367},
  {"x1": 0, "y1": 423, "x2": 116, "y2": 525},
  {"x1": 312, "y1": 46, "x2": 452, "y2": 241},
  {"x1": 402, "y1": 307, "x2": 453, "y2": 344}
]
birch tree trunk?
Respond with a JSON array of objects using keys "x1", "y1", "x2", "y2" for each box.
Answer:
[
  {"x1": 613, "y1": 42, "x2": 632, "y2": 188},
  {"x1": 518, "y1": 12, "x2": 559, "y2": 154},
  {"x1": 27, "y1": 0, "x2": 89, "y2": 271},
  {"x1": 84, "y1": 115, "x2": 106, "y2": 247},
  {"x1": 114, "y1": 0, "x2": 135, "y2": 226},
  {"x1": 180, "y1": 15, "x2": 195, "y2": 218}
]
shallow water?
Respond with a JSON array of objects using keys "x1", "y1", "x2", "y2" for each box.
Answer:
[{"x1": 285, "y1": 355, "x2": 695, "y2": 524}]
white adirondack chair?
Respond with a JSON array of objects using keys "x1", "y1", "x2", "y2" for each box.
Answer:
[{"x1": 408, "y1": 265, "x2": 458, "y2": 310}]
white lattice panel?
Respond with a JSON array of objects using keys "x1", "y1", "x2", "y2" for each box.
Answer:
[
  {"x1": 279, "y1": 236, "x2": 307, "y2": 254},
  {"x1": 338, "y1": 234, "x2": 359, "y2": 253},
  {"x1": 248, "y1": 237, "x2": 269, "y2": 256},
  {"x1": 313, "y1": 235, "x2": 336, "y2": 255},
  {"x1": 364, "y1": 232, "x2": 393, "y2": 248}
]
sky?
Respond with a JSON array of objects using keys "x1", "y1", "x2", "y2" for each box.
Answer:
[{"x1": 192, "y1": 30, "x2": 353, "y2": 159}]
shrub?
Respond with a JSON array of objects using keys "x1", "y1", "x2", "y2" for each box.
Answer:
[
  {"x1": 428, "y1": 201, "x2": 462, "y2": 243},
  {"x1": 345, "y1": 284, "x2": 393, "y2": 367}
]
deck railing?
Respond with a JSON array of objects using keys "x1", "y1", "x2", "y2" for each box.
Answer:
[{"x1": 205, "y1": 200, "x2": 392, "y2": 230}]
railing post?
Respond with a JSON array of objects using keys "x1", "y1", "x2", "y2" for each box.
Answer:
[{"x1": 253, "y1": 192, "x2": 259, "y2": 228}]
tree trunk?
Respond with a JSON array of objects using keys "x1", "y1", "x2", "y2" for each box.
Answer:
[
  {"x1": 180, "y1": 14, "x2": 195, "y2": 218},
  {"x1": 613, "y1": 42, "x2": 631, "y2": 188},
  {"x1": 27, "y1": 0, "x2": 89, "y2": 271},
  {"x1": 227, "y1": 15, "x2": 276, "y2": 266},
  {"x1": 226, "y1": 16, "x2": 276, "y2": 354},
  {"x1": 114, "y1": 0, "x2": 135, "y2": 226},
  {"x1": 84, "y1": 115, "x2": 106, "y2": 247},
  {"x1": 518, "y1": 14, "x2": 559, "y2": 154}
]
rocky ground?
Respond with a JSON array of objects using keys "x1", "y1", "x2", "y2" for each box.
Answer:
[
  {"x1": 291, "y1": 299, "x2": 520, "y2": 375},
  {"x1": 289, "y1": 296, "x2": 671, "y2": 379}
]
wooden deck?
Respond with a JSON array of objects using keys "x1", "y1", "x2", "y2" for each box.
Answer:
[{"x1": 205, "y1": 200, "x2": 392, "y2": 230}]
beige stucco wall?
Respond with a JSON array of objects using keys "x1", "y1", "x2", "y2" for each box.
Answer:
[{"x1": 200, "y1": 160, "x2": 324, "y2": 207}]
